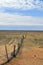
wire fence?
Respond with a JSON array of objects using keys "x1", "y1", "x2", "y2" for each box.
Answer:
[
  {"x1": 0, "y1": 43, "x2": 14, "y2": 65},
  {"x1": 0, "y1": 35, "x2": 25, "y2": 65}
]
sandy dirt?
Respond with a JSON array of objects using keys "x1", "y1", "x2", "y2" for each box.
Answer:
[
  {"x1": 4, "y1": 47, "x2": 43, "y2": 65},
  {"x1": 0, "y1": 31, "x2": 43, "y2": 65}
]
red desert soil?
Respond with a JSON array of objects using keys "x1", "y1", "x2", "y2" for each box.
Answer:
[{"x1": 5, "y1": 47, "x2": 43, "y2": 65}]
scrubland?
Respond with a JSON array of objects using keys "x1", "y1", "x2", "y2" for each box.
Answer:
[{"x1": 0, "y1": 31, "x2": 43, "y2": 65}]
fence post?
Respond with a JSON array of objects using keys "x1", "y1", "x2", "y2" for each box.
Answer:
[
  {"x1": 5, "y1": 44, "x2": 9, "y2": 61},
  {"x1": 14, "y1": 45, "x2": 16, "y2": 53},
  {"x1": 18, "y1": 43, "x2": 20, "y2": 50},
  {"x1": 13, "y1": 45, "x2": 16, "y2": 57}
]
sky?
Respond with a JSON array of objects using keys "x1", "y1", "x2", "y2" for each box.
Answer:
[{"x1": 0, "y1": 0, "x2": 43, "y2": 30}]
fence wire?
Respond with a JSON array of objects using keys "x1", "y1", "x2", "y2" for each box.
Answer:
[
  {"x1": 0, "y1": 43, "x2": 14, "y2": 65},
  {"x1": 0, "y1": 35, "x2": 25, "y2": 65}
]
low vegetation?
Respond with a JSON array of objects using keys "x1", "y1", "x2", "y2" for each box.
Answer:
[{"x1": 0, "y1": 31, "x2": 43, "y2": 65}]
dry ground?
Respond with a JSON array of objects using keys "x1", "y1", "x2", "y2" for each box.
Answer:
[
  {"x1": 0, "y1": 31, "x2": 43, "y2": 65},
  {"x1": 5, "y1": 47, "x2": 43, "y2": 65}
]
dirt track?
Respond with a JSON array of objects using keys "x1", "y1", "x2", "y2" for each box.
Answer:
[
  {"x1": 4, "y1": 47, "x2": 43, "y2": 65},
  {"x1": 0, "y1": 31, "x2": 43, "y2": 65}
]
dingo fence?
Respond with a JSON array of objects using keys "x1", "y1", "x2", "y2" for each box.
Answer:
[{"x1": 0, "y1": 35, "x2": 25, "y2": 65}]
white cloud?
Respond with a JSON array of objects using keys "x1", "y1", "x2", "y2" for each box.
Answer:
[
  {"x1": 0, "y1": 0, "x2": 43, "y2": 10},
  {"x1": 0, "y1": 0, "x2": 43, "y2": 27},
  {"x1": 0, "y1": 12, "x2": 43, "y2": 25}
]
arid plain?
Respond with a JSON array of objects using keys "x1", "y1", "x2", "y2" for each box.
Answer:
[{"x1": 0, "y1": 31, "x2": 43, "y2": 65}]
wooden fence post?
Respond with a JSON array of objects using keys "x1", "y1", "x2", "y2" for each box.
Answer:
[
  {"x1": 5, "y1": 44, "x2": 9, "y2": 61},
  {"x1": 14, "y1": 45, "x2": 16, "y2": 53},
  {"x1": 13, "y1": 45, "x2": 16, "y2": 57},
  {"x1": 18, "y1": 43, "x2": 20, "y2": 50}
]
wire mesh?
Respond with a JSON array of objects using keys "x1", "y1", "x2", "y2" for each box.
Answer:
[
  {"x1": 0, "y1": 43, "x2": 14, "y2": 65},
  {"x1": 0, "y1": 35, "x2": 24, "y2": 65}
]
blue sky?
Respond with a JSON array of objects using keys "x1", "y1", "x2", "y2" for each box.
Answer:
[
  {"x1": 0, "y1": 25, "x2": 43, "y2": 30},
  {"x1": 0, "y1": 0, "x2": 43, "y2": 30},
  {"x1": 1, "y1": 7, "x2": 43, "y2": 17}
]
